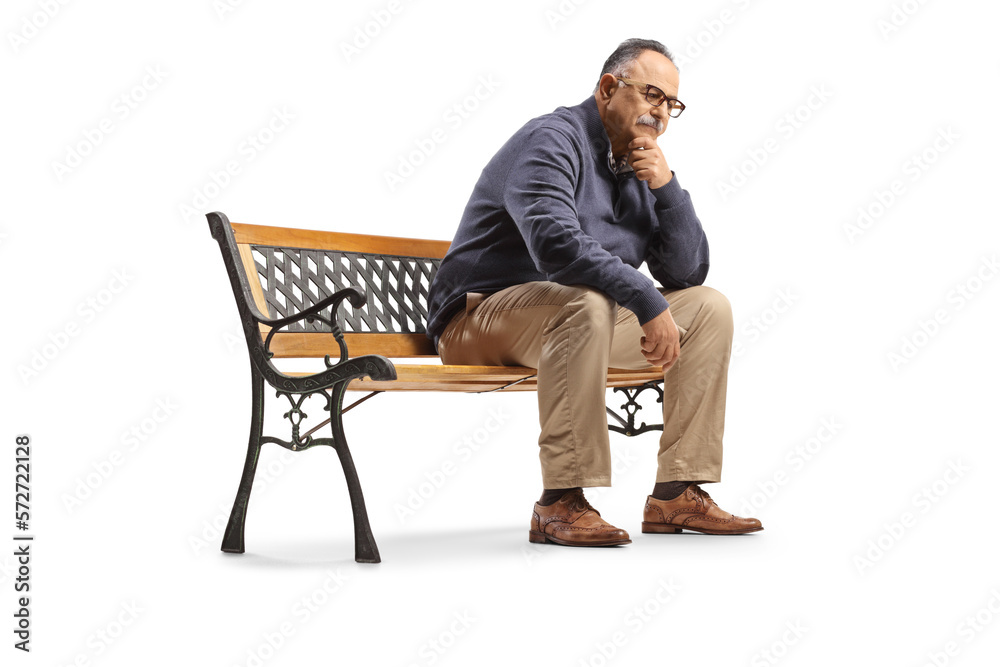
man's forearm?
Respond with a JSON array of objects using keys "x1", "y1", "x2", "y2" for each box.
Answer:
[{"x1": 646, "y1": 173, "x2": 710, "y2": 288}]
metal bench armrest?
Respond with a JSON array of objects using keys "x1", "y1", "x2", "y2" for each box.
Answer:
[{"x1": 259, "y1": 287, "x2": 364, "y2": 367}]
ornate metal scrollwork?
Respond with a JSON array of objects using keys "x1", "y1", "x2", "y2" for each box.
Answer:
[
  {"x1": 208, "y1": 212, "x2": 388, "y2": 562},
  {"x1": 606, "y1": 380, "x2": 664, "y2": 437},
  {"x1": 304, "y1": 312, "x2": 349, "y2": 368},
  {"x1": 269, "y1": 389, "x2": 333, "y2": 451}
]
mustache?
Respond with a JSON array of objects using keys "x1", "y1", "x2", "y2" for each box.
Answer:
[{"x1": 637, "y1": 114, "x2": 663, "y2": 132}]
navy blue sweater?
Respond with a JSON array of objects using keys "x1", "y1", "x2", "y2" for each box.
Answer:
[{"x1": 425, "y1": 95, "x2": 709, "y2": 351}]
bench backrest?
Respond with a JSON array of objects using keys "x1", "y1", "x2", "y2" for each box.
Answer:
[{"x1": 209, "y1": 213, "x2": 450, "y2": 358}]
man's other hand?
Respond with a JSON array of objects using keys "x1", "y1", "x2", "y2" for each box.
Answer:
[
  {"x1": 627, "y1": 137, "x2": 672, "y2": 190},
  {"x1": 640, "y1": 307, "x2": 680, "y2": 369}
]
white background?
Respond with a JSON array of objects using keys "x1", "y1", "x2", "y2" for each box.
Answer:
[{"x1": 3, "y1": 0, "x2": 1000, "y2": 664}]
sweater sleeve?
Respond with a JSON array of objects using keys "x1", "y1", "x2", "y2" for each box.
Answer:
[
  {"x1": 645, "y1": 174, "x2": 710, "y2": 289},
  {"x1": 501, "y1": 127, "x2": 669, "y2": 325}
]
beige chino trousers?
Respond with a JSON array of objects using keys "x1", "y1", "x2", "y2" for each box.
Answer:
[{"x1": 437, "y1": 281, "x2": 733, "y2": 488}]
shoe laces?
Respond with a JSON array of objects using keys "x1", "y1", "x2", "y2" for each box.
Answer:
[
  {"x1": 689, "y1": 484, "x2": 716, "y2": 506},
  {"x1": 565, "y1": 489, "x2": 600, "y2": 516}
]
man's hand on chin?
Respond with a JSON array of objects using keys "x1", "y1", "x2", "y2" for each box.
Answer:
[{"x1": 626, "y1": 136, "x2": 672, "y2": 189}]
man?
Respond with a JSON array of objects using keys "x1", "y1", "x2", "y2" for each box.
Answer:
[{"x1": 425, "y1": 38, "x2": 762, "y2": 547}]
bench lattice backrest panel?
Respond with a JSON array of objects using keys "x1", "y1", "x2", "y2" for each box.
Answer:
[{"x1": 250, "y1": 245, "x2": 441, "y2": 334}]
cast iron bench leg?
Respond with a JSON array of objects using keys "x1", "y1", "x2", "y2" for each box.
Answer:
[
  {"x1": 330, "y1": 381, "x2": 381, "y2": 564},
  {"x1": 222, "y1": 370, "x2": 265, "y2": 553}
]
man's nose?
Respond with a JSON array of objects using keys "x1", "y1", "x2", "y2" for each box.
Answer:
[{"x1": 649, "y1": 104, "x2": 668, "y2": 128}]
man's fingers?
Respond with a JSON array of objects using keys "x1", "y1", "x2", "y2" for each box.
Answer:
[
  {"x1": 628, "y1": 136, "x2": 656, "y2": 150},
  {"x1": 646, "y1": 340, "x2": 681, "y2": 368},
  {"x1": 640, "y1": 307, "x2": 680, "y2": 366},
  {"x1": 640, "y1": 335, "x2": 667, "y2": 360},
  {"x1": 628, "y1": 151, "x2": 663, "y2": 183},
  {"x1": 628, "y1": 151, "x2": 652, "y2": 166}
]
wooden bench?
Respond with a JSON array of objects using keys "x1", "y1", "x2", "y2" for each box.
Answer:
[{"x1": 206, "y1": 211, "x2": 666, "y2": 563}]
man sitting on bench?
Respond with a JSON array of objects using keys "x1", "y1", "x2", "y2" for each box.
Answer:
[{"x1": 425, "y1": 38, "x2": 762, "y2": 547}]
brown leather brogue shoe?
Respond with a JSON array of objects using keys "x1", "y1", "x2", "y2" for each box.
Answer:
[
  {"x1": 642, "y1": 484, "x2": 763, "y2": 535},
  {"x1": 530, "y1": 488, "x2": 631, "y2": 547}
]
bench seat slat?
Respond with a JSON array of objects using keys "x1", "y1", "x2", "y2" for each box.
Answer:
[
  {"x1": 280, "y1": 365, "x2": 664, "y2": 393},
  {"x1": 263, "y1": 330, "x2": 438, "y2": 358}
]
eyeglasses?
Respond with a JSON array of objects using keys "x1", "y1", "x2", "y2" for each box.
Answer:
[{"x1": 616, "y1": 77, "x2": 686, "y2": 118}]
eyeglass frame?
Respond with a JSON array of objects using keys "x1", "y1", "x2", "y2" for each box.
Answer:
[{"x1": 616, "y1": 77, "x2": 686, "y2": 118}]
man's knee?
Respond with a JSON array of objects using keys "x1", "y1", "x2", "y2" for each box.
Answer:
[
  {"x1": 693, "y1": 285, "x2": 731, "y2": 312},
  {"x1": 571, "y1": 284, "x2": 617, "y2": 320},
  {"x1": 575, "y1": 284, "x2": 617, "y2": 311},
  {"x1": 549, "y1": 285, "x2": 617, "y2": 336},
  {"x1": 696, "y1": 286, "x2": 733, "y2": 336},
  {"x1": 664, "y1": 285, "x2": 733, "y2": 334}
]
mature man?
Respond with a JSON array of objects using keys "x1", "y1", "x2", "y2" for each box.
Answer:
[{"x1": 425, "y1": 38, "x2": 762, "y2": 546}]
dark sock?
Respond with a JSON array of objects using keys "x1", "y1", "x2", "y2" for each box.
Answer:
[
  {"x1": 651, "y1": 481, "x2": 691, "y2": 501},
  {"x1": 538, "y1": 487, "x2": 580, "y2": 506}
]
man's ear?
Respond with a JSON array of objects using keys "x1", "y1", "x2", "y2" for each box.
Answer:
[{"x1": 596, "y1": 73, "x2": 619, "y2": 102}]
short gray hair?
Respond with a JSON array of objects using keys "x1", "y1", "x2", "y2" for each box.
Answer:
[{"x1": 593, "y1": 38, "x2": 675, "y2": 93}]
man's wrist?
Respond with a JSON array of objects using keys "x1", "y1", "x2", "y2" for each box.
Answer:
[
  {"x1": 650, "y1": 171, "x2": 684, "y2": 206},
  {"x1": 651, "y1": 171, "x2": 674, "y2": 189}
]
